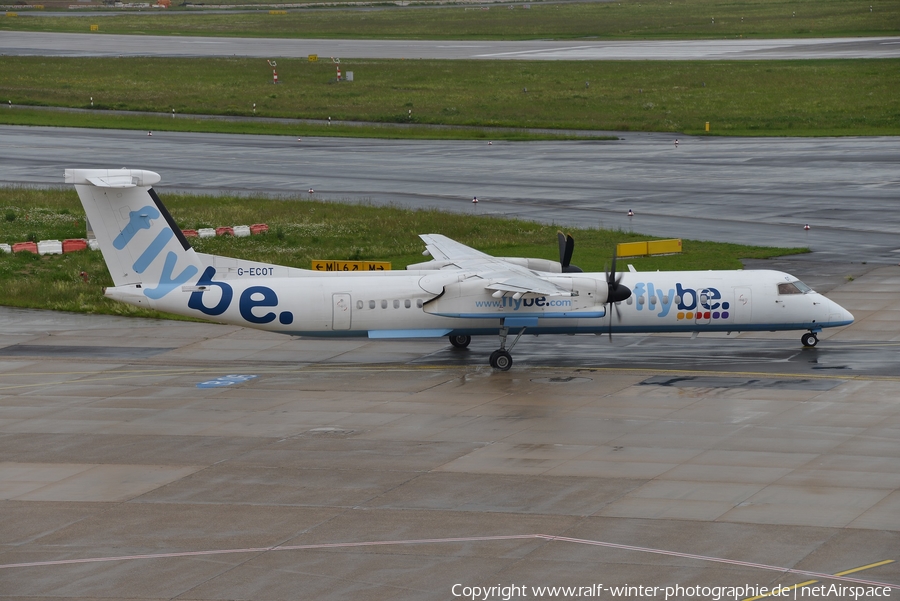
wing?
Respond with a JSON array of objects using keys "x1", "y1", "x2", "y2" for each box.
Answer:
[
  {"x1": 419, "y1": 234, "x2": 573, "y2": 297},
  {"x1": 419, "y1": 233, "x2": 492, "y2": 262}
]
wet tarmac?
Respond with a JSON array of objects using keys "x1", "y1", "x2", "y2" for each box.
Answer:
[{"x1": 0, "y1": 268, "x2": 898, "y2": 599}]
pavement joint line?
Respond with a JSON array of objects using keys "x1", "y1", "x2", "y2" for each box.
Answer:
[
  {"x1": 742, "y1": 560, "x2": 896, "y2": 601},
  {"x1": 290, "y1": 366, "x2": 900, "y2": 382},
  {"x1": 2, "y1": 365, "x2": 900, "y2": 385},
  {"x1": 0, "y1": 534, "x2": 897, "y2": 590}
]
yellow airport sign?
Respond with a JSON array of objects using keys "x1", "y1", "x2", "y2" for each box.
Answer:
[
  {"x1": 90, "y1": 24, "x2": 98, "y2": 31},
  {"x1": 312, "y1": 260, "x2": 390, "y2": 272},
  {"x1": 648, "y1": 239, "x2": 682, "y2": 255},
  {"x1": 616, "y1": 239, "x2": 682, "y2": 258},
  {"x1": 616, "y1": 241, "x2": 648, "y2": 258},
  {"x1": 308, "y1": 54, "x2": 318, "y2": 62},
  {"x1": 269, "y1": 9, "x2": 287, "y2": 14}
]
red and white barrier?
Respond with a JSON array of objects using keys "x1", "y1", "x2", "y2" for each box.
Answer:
[{"x1": 1, "y1": 225, "x2": 269, "y2": 254}]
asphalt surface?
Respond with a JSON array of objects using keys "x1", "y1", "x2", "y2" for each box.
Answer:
[
  {"x1": 2, "y1": 125, "x2": 898, "y2": 265},
  {"x1": 2, "y1": 32, "x2": 899, "y2": 60},
  {"x1": 1, "y1": 263, "x2": 899, "y2": 599}
]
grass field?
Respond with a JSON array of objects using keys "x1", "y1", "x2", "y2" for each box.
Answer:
[
  {"x1": 0, "y1": 186, "x2": 805, "y2": 318},
  {"x1": 1, "y1": 0, "x2": 897, "y2": 40},
  {"x1": 2, "y1": 57, "x2": 898, "y2": 135}
]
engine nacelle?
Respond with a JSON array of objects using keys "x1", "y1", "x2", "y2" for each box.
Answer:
[
  {"x1": 497, "y1": 257, "x2": 562, "y2": 273},
  {"x1": 423, "y1": 276, "x2": 607, "y2": 318}
]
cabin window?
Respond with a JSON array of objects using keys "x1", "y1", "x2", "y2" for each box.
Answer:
[
  {"x1": 417, "y1": 299, "x2": 424, "y2": 308},
  {"x1": 356, "y1": 300, "x2": 363, "y2": 310},
  {"x1": 393, "y1": 300, "x2": 400, "y2": 309},
  {"x1": 381, "y1": 300, "x2": 388, "y2": 309},
  {"x1": 404, "y1": 299, "x2": 411, "y2": 308},
  {"x1": 778, "y1": 282, "x2": 803, "y2": 295},
  {"x1": 369, "y1": 300, "x2": 376, "y2": 309}
]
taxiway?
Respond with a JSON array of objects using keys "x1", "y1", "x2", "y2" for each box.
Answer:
[{"x1": 2, "y1": 32, "x2": 899, "y2": 60}]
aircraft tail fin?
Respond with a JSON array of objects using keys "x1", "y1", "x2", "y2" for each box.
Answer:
[{"x1": 66, "y1": 169, "x2": 203, "y2": 300}]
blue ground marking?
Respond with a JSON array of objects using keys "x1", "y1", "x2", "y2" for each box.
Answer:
[{"x1": 196, "y1": 374, "x2": 258, "y2": 388}]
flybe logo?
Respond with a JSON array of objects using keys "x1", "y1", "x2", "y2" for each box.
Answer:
[
  {"x1": 188, "y1": 267, "x2": 294, "y2": 325},
  {"x1": 114, "y1": 206, "x2": 293, "y2": 326},
  {"x1": 632, "y1": 282, "x2": 730, "y2": 321},
  {"x1": 116, "y1": 205, "x2": 198, "y2": 300}
]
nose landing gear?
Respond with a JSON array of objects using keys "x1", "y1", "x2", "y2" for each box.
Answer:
[
  {"x1": 489, "y1": 349, "x2": 513, "y2": 370},
  {"x1": 801, "y1": 332, "x2": 819, "y2": 347},
  {"x1": 488, "y1": 321, "x2": 527, "y2": 371}
]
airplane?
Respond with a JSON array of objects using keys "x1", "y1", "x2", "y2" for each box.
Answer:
[{"x1": 66, "y1": 168, "x2": 854, "y2": 371}]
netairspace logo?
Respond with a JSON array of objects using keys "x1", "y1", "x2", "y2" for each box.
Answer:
[{"x1": 450, "y1": 583, "x2": 895, "y2": 600}]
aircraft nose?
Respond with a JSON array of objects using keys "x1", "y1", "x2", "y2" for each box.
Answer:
[
  {"x1": 840, "y1": 306, "x2": 855, "y2": 324},
  {"x1": 828, "y1": 298, "x2": 854, "y2": 326}
]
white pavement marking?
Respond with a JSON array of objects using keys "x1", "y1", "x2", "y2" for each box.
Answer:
[{"x1": 1, "y1": 533, "x2": 897, "y2": 589}]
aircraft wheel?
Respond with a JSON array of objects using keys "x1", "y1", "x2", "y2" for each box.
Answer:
[
  {"x1": 801, "y1": 332, "x2": 818, "y2": 347},
  {"x1": 449, "y1": 334, "x2": 471, "y2": 349},
  {"x1": 492, "y1": 350, "x2": 513, "y2": 371}
]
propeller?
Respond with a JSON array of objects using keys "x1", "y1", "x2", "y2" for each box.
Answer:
[
  {"x1": 605, "y1": 249, "x2": 631, "y2": 340},
  {"x1": 557, "y1": 231, "x2": 583, "y2": 273}
]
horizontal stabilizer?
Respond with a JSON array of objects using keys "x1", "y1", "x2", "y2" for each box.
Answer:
[{"x1": 65, "y1": 168, "x2": 161, "y2": 188}]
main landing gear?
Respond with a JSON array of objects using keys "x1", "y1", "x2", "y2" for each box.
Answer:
[
  {"x1": 448, "y1": 334, "x2": 471, "y2": 349},
  {"x1": 801, "y1": 331, "x2": 819, "y2": 347}
]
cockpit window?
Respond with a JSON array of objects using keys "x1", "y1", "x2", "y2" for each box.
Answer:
[
  {"x1": 778, "y1": 282, "x2": 802, "y2": 295},
  {"x1": 794, "y1": 280, "x2": 812, "y2": 293}
]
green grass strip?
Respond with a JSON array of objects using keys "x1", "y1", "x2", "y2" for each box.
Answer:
[{"x1": 1, "y1": 57, "x2": 898, "y2": 136}]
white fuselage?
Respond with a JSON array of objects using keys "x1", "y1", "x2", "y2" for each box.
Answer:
[{"x1": 108, "y1": 267, "x2": 853, "y2": 339}]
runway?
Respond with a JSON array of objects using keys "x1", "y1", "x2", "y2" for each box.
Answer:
[{"x1": 2, "y1": 31, "x2": 899, "y2": 60}]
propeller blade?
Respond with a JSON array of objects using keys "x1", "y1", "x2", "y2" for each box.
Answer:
[
  {"x1": 607, "y1": 249, "x2": 618, "y2": 286},
  {"x1": 608, "y1": 300, "x2": 614, "y2": 341},
  {"x1": 557, "y1": 232, "x2": 582, "y2": 273},
  {"x1": 604, "y1": 248, "x2": 631, "y2": 341},
  {"x1": 557, "y1": 231, "x2": 567, "y2": 267},
  {"x1": 563, "y1": 234, "x2": 575, "y2": 268}
]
